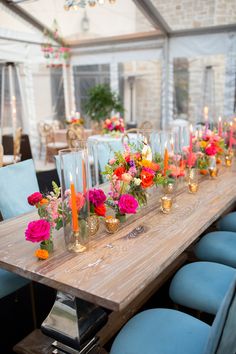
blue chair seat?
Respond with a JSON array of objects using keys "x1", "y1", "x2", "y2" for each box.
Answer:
[
  {"x1": 218, "y1": 212, "x2": 236, "y2": 233},
  {"x1": 0, "y1": 269, "x2": 29, "y2": 298},
  {"x1": 195, "y1": 231, "x2": 236, "y2": 268},
  {"x1": 110, "y1": 308, "x2": 210, "y2": 354},
  {"x1": 169, "y1": 261, "x2": 235, "y2": 314}
]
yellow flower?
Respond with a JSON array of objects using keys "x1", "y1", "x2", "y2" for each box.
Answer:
[{"x1": 199, "y1": 141, "x2": 208, "y2": 149}]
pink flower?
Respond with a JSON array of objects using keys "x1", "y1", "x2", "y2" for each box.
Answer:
[
  {"x1": 25, "y1": 219, "x2": 51, "y2": 243},
  {"x1": 205, "y1": 144, "x2": 217, "y2": 156},
  {"x1": 118, "y1": 194, "x2": 139, "y2": 214},
  {"x1": 28, "y1": 192, "x2": 43, "y2": 206},
  {"x1": 69, "y1": 192, "x2": 85, "y2": 211},
  {"x1": 109, "y1": 158, "x2": 116, "y2": 165},
  {"x1": 88, "y1": 189, "x2": 106, "y2": 207},
  {"x1": 121, "y1": 173, "x2": 133, "y2": 183}
]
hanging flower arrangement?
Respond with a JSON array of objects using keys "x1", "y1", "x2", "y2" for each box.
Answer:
[{"x1": 41, "y1": 19, "x2": 71, "y2": 68}]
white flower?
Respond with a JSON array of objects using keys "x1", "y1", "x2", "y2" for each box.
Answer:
[
  {"x1": 133, "y1": 178, "x2": 142, "y2": 186},
  {"x1": 142, "y1": 144, "x2": 152, "y2": 161}
]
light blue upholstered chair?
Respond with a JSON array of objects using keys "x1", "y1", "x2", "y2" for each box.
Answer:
[
  {"x1": 110, "y1": 276, "x2": 236, "y2": 354},
  {"x1": 218, "y1": 211, "x2": 236, "y2": 233},
  {"x1": 0, "y1": 159, "x2": 39, "y2": 299},
  {"x1": 194, "y1": 231, "x2": 236, "y2": 268},
  {"x1": 169, "y1": 261, "x2": 235, "y2": 315}
]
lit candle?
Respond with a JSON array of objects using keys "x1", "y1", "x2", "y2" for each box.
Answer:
[
  {"x1": 70, "y1": 173, "x2": 79, "y2": 232},
  {"x1": 12, "y1": 96, "x2": 17, "y2": 137},
  {"x1": 188, "y1": 124, "x2": 193, "y2": 168},
  {"x1": 204, "y1": 106, "x2": 209, "y2": 134},
  {"x1": 163, "y1": 144, "x2": 169, "y2": 176},
  {"x1": 218, "y1": 117, "x2": 222, "y2": 137},
  {"x1": 229, "y1": 122, "x2": 233, "y2": 150}
]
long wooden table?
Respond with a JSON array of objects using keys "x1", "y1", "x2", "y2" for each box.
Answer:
[{"x1": 0, "y1": 168, "x2": 236, "y2": 316}]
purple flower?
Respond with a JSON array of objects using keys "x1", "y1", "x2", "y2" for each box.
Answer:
[
  {"x1": 88, "y1": 188, "x2": 106, "y2": 207},
  {"x1": 129, "y1": 160, "x2": 135, "y2": 167},
  {"x1": 118, "y1": 194, "x2": 139, "y2": 214}
]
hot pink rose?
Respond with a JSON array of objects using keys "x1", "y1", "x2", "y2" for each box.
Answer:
[
  {"x1": 205, "y1": 144, "x2": 217, "y2": 156},
  {"x1": 118, "y1": 194, "x2": 139, "y2": 214},
  {"x1": 27, "y1": 192, "x2": 43, "y2": 206},
  {"x1": 25, "y1": 219, "x2": 51, "y2": 243}
]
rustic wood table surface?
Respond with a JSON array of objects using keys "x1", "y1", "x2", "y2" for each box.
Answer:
[{"x1": 0, "y1": 167, "x2": 235, "y2": 315}]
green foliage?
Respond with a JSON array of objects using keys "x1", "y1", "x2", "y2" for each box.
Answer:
[{"x1": 84, "y1": 84, "x2": 124, "y2": 122}]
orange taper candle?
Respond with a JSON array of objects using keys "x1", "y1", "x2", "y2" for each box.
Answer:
[
  {"x1": 163, "y1": 147, "x2": 169, "y2": 176},
  {"x1": 70, "y1": 174, "x2": 79, "y2": 232}
]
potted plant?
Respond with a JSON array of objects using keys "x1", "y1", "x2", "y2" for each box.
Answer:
[{"x1": 84, "y1": 84, "x2": 124, "y2": 123}]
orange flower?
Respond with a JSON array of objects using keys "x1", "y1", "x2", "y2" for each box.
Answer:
[
  {"x1": 140, "y1": 170, "x2": 154, "y2": 188},
  {"x1": 39, "y1": 198, "x2": 49, "y2": 207},
  {"x1": 94, "y1": 204, "x2": 106, "y2": 217},
  {"x1": 200, "y1": 169, "x2": 208, "y2": 175},
  {"x1": 141, "y1": 160, "x2": 160, "y2": 171},
  {"x1": 35, "y1": 249, "x2": 49, "y2": 260},
  {"x1": 114, "y1": 166, "x2": 126, "y2": 180}
]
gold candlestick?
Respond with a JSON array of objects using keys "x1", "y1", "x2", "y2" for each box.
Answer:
[
  {"x1": 68, "y1": 231, "x2": 87, "y2": 253},
  {"x1": 105, "y1": 217, "x2": 120, "y2": 234},
  {"x1": 188, "y1": 182, "x2": 199, "y2": 194},
  {"x1": 160, "y1": 196, "x2": 173, "y2": 214}
]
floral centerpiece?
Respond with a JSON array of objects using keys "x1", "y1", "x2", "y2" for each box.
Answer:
[
  {"x1": 25, "y1": 182, "x2": 62, "y2": 260},
  {"x1": 25, "y1": 183, "x2": 107, "y2": 258},
  {"x1": 65, "y1": 112, "x2": 84, "y2": 126},
  {"x1": 103, "y1": 143, "x2": 170, "y2": 221},
  {"x1": 103, "y1": 116, "x2": 125, "y2": 135}
]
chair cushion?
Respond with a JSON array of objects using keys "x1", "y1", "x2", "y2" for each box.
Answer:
[
  {"x1": 0, "y1": 159, "x2": 39, "y2": 219},
  {"x1": 169, "y1": 262, "x2": 235, "y2": 314},
  {"x1": 0, "y1": 269, "x2": 29, "y2": 299},
  {"x1": 110, "y1": 308, "x2": 210, "y2": 354},
  {"x1": 195, "y1": 231, "x2": 236, "y2": 268},
  {"x1": 218, "y1": 212, "x2": 236, "y2": 233},
  {"x1": 204, "y1": 275, "x2": 236, "y2": 354}
]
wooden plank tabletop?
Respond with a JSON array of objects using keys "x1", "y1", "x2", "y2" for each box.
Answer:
[{"x1": 0, "y1": 167, "x2": 235, "y2": 312}]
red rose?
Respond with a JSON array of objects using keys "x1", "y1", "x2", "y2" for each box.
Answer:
[
  {"x1": 28, "y1": 192, "x2": 43, "y2": 206},
  {"x1": 114, "y1": 166, "x2": 126, "y2": 180},
  {"x1": 94, "y1": 204, "x2": 106, "y2": 217}
]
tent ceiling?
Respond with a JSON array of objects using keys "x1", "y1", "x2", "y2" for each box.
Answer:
[{"x1": 15, "y1": 0, "x2": 161, "y2": 45}]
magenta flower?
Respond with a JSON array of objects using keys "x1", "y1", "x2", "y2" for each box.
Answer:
[
  {"x1": 118, "y1": 194, "x2": 139, "y2": 214},
  {"x1": 205, "y1": 144, "x2": 217, "y2": 156},
  {"x1": 27, "y1": 192, "x2": 43, "y2": 206},
  {"x1": 25, "y1": 219, "x2": 51, "y2": 243},
  {"x1": 88, "y1": 189, "x2": 106, "y2": 207}
]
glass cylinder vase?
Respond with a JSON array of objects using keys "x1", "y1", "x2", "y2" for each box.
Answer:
[{"x1": 60, "y1": 143, "x2": 90, "y2": 253}]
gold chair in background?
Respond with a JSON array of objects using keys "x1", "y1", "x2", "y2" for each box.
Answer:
[
  {"x1": 139, "y1": 121, "x2": 153, "y2": 130},
  {"x1": 45, "y1": 124, "x2": 67, "y2": 163},
  {"x1": 66, "y1": 125, "x2": 84, "y2": 148},
  {"x1": 13, "y1": 127, "x2": 22, "y2": 161}
]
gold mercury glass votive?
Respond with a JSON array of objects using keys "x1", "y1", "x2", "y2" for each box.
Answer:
[
  {"x1": 188, "y1": 182, "x2": 199, "y2": 194},
  {"x1": 208, "y1": 167, "x2": 219, "y2": 178},
  {"x1": 163, "y1": 183, "x2": 175, "y2": 194},
  {"x1": 224, "y1": 154, "x2": 233, "y2": 167},
  {"x1": 160, "y1": 196, "x2": 173, "y2": 214},
  {"x1": 105, "y1": 217, "x2": 120, "y2": 234}
]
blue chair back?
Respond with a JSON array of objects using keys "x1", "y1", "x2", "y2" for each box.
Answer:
[
  {"x1": 204, "y1": 275, "x2": 236, "y2": 354},
  {"x1": 0, "y1": 159, "x2": 39, "y2": 219}
]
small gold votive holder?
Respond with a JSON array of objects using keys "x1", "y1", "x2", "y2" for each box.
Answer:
[
  {"x1": 188, "y1": 182, "x2": 199, "y2": 194},
  {"x1": 224, "y1": 154, "x2": 233, "y2": 167},
  {"x1": 163, "y1": 183, "x2": 175, "y2": 194},
  {"x1": 208, "y1": 167, "x2": 219, "y2": 178},
  {"x1": 105, "y1": 217, "x2": 120, "y2": 234},
  {"x1": 160, "y1": 196, "x2": 173, "y2": 214}
]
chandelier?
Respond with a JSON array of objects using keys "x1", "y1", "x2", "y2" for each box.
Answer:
[{"x1": 64, "y1": 0, "x2": 116, "y2": 10}]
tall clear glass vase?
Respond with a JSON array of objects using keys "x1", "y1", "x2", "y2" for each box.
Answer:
[{"x1": 60, "y1": 142, "x2": 90, "y2": 253}]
